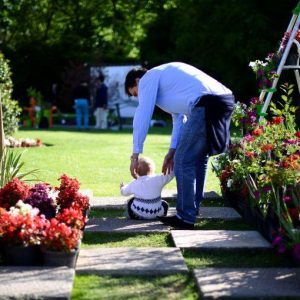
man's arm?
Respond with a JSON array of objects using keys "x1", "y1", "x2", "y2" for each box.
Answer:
[{"x1": 162, "y1": 114, "x2": 185, "y2": 174}]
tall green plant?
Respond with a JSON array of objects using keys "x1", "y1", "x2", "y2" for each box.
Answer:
[
  {"x1": 0, "y1": 52, "x2": 21, "y2": 136},
  {"x1": 0, "y1": 148, "x2": 38, "y2": 188}
]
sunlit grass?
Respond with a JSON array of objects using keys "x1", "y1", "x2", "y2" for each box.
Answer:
[{"x1": 14, "y1": 126, "x2": 220, "y2": 197}]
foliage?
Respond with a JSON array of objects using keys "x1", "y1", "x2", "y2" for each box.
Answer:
[
  {"x1": 0, "y1": 148, "x2": 39, "y2": 189},
  {"x1": 0, "y1": 52, "x2": 21, "y2": 136}
]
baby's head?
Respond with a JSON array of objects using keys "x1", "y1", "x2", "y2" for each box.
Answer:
[{"x1": 137, "y1": 156, "x2": 155, "y2": 176}]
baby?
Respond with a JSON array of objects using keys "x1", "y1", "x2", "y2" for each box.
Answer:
[{"x1": 120, "y1": 156, "x2": 174, "y2": 220}]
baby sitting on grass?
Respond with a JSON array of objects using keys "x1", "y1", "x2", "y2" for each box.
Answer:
[{"x1": 120, "y1": 156, "x2": 174, "y2": 220}]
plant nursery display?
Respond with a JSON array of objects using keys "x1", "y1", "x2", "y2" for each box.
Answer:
[
  {"x1": 213, "y1": 83, "x2": 300, "y2": 264},
  {"x1": 0, "y1": 174, "x2": 90, "y2": 267}
]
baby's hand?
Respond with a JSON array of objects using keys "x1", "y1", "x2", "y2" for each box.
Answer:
[{"x1": 120, "y1": 182, "x2": 125, "y2": 189}]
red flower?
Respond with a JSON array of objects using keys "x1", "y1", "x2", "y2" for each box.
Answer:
[
  {"x1": 271, "y1": 116, "x2": 283, "y2": 125},
  {"x1": 288, "y1": 208, "x2": 299, "y2": 222},
  {"x1": 56, "y1": 174, "x2": 90, "y2": 214},
  {"x1": 0, "y1": 210, "x2": 49, "y2": 246},
  {"x1": 252, "y1": 127, "x2": 263, "y2": 136},
  {"x1": 246, "y1": 151, "x2": 255, "y2": 158},
  {"x1": 56, "y1": 207, "x2": 86, "y2": 230},
  {"x1": 295, "y1": 131, "x2": 300, "y2": 139},
  {"x1": 43, "y1": 218, "x2": 82, "y2": 252},
  {"x1": 0, "y1": 178, "x2": 31, "y2": 209},
  {"x1": 261, "y1": 144, "x2": 273, "y2": 152}
]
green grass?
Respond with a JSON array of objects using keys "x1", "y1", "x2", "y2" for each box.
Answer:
[
  {"x1": 82, "y1": 232, "x2": 173, "y2": 248},
  {"x1": 89, "y1": 209, "x2": 125, "y2": 218},
  {"x1": 72, "y1": 274, "x2": 199, "y2": 300},
  {"x1": 183, "y1": 249, "x2": 294, "y2": 269},
  {"x1": 14, "y1": 126, "x2": 220, "y2": 196}
]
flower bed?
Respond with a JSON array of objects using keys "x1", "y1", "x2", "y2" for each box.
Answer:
[
  {"x1": 5, "y1": 137, "x2": 43, "y2": 147},
  {"x1": 213, "y1": 84, "x2": 300, "y2": 264},
  {"x1": 0, "y1": 174, "x2": 89, "y2": 267}
]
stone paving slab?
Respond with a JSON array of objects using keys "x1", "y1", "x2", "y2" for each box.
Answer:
[
  {"x1": 194, "y1": 268, "x2": 300, "y2": 299},
  {"x1": 76, "y1": 247, "x2": 188, "y2": 275},
  {"x1": 172, "y1": 230, "x2": 272, "y2": 250},
  {"x1": 85, "y1": 217, "x2": 170, "y2": 232},
  {"x1": 168, "y1": 207, "x2": 241, "y2": 220},
  {"x1": 80, "y1": 189, "x2": 93, "y2": 199},
  {"x1": 90, "y1": 190, "x2": 221, "y2": 209},
  {"x1": 0, "y1": 266, "x2": 75, "y2": 299}
]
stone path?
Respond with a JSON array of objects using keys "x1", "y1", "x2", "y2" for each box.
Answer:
[
  {"x1": 171, "y1": 230, "x2": 272, "y2": 250},
  {"x1": 3, "y1": 189, "x2": 300, "y2": 299},
  {"x1": 194, "y1": 268, "x2": 300, "y2": 299},
  {"x1": 76, "y1": 247, "x2": 188, "y2": 275},
  {"x1": 0, "y1": 266, "x2": 74, "y2": 299}
]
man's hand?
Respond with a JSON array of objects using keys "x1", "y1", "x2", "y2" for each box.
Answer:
[
  {"x1": 162, "y1": 148, "x2": 176, "y2": 175},
  {"x1": 130, "y1": 154, "x2": 139, "y2": 179}
]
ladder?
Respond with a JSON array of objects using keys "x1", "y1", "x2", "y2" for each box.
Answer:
[{"x1": 259, "y1": 2, "x2": 300, "y2": 121}]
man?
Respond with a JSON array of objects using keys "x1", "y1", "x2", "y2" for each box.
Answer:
[
  {"x1": 125, "y1": 62, "x2": 235, "y2": 229},
  {"x1": 94, "y1": 73, "x2": 108, "y2": 129},
  {"x1": 73, "y1": 81, "x2": 90, "y2": 130}
]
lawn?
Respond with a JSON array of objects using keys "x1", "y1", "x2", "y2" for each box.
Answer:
[{"x1": 14, "y1": 126, "x2": 221, "y2": 197}]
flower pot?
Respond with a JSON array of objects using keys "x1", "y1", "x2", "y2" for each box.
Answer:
[
  {"x1": 42, "y1": 248, "x2": 79, "y2": 268},
  {"x1": 3, "y1": 244, "x2": 42, "y2": 266}
]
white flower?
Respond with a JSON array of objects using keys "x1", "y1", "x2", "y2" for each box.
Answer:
[{"x1": 227, "y1": 179, "x2": 233, "y2": 188}]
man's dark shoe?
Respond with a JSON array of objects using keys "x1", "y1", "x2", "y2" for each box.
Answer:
[{"x1": 158, "y1": 215, "x2": 194, "y2": 230}]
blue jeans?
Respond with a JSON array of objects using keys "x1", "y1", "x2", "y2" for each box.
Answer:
[
  {"x1": 75, "y1": 99, "x2": 89, "y2": 129},
  {"x1": 174, "y1": 107, "x2": 209, "y2": 224}
]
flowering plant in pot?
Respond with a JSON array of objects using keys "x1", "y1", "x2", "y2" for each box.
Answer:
[
  {"x1": 41, "y1": 218, "x2": 83, "y2": 268},
  {"x1": 0, "y1": 201, "x2": 48, "y2": 265}
]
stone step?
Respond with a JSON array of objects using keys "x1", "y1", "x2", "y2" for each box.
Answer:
[
  {"x1": 194, "y1": 268, "x2": 300, "y2": 299},
  {"x1": 168, "y1": 207, "x2": 241, "y2": 220},
  {"x1": 90, "y1": 190, "x2": 221, "y2": 209},
  {"x1": 0, "y1": 266, "x2": 74, "y2": 300},
  {"x1": 171, "y1": 230, "x2": 271, "y2": 250},
  {"x1": 85, "y1": 217, "x2": 170, "y2": 233},
  {"x1": 76, "y1": 247, "x2": 188, "y2": 275}
]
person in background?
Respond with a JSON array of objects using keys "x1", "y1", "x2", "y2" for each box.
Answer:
[
  {"x1": 94, "y1": 74, "x2": 108, "y2": 129},
  {"x1": 125, "y1": 62, "x2": 235, "y2": 229},
  {"x1": 120, "y1": 156, "x2": 173, "y2": 220},
  {"x1": 73, "y1": 81, "x2": 90, "y2": 129}
]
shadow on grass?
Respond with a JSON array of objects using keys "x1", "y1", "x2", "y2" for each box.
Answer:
[
  {"x1": 182, "y1": 248, "x2": 294, "y2": 269},
  {"x1": 195, "y1": 219, "x2": 255, "y2": 230},
  {"x1": 19, "y1": 126, "x2": 172, "y2": 135}
]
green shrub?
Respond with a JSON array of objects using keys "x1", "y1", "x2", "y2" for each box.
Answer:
[{"x1": 0, "y1": 52, "x2": 21, "y2": 136}]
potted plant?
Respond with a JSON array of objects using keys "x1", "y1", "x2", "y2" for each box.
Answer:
[
  {"x1": 0, "y1": 201, "x2": 48, "y2": 265},
  {"x1": 41, "y1": 218, "x2": 82, "y2": 268}
]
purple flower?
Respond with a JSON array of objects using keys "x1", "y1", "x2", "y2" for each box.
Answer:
[
  {"x1": 24, "y1": 183, "x2": 56, "y2": 219},
  {"x1": 254, "y1": 190, "x2": 260, "y2": 199},
  {"x1": 272, "y1": 236, "x2": 282, "y2": 247},
  {"x1": 292, "y1": 244, "x2": 300, "y2": 260},
  {"x1": 283, "y1": 196, "x2": 291, "y2": 203},
  {"x1": 262, "y1": 186, "x2": 272, "y2": 193}
]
